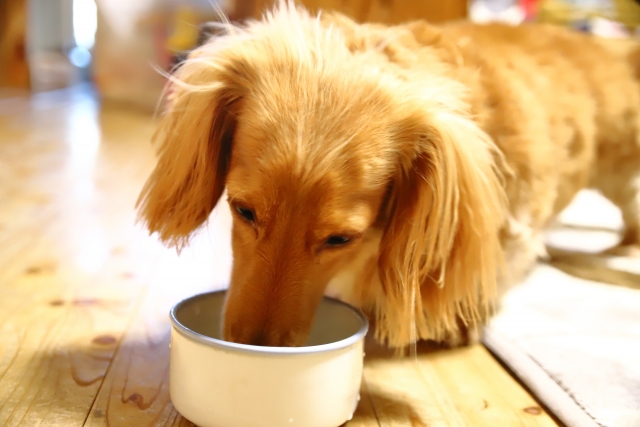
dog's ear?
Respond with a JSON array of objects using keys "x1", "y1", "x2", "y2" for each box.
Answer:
[
  {"x1": 376, "y1": 107, "x2": 507, "y2": 348},
  {"x1": 136, "y1": 40, "x2": 249, "y2": 249}
]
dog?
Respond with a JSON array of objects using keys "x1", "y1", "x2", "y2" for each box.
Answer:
[{"x1": 137, "y1": 1, "x2": 640, "y2": 350}]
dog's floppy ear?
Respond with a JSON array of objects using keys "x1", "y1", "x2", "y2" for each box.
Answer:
[
  {"x1": 136, "y1": 39, "x2": 249, "y2": 249},
  {"x1": 376, "y1": 105, "x2": 507, "y2": 348}
]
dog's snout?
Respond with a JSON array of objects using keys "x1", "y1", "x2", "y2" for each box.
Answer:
[
  {"x1": 248, "y1": 330, "x2": 268, "y2": 346},
  {"x1": 223, "y1": 272, "x2": 321, "y2": 348},
  {"x1": 224, "y1": 320, "x2": 303, "y2": 347}
]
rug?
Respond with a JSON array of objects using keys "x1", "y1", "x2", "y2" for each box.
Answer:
[{"x1": 483, "y1": 191, "x2": 640, "y2": 427}]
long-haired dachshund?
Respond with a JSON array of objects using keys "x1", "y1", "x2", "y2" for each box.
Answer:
[{"x1": 137, "y1": 1, "x2": 640, "y2": 349}]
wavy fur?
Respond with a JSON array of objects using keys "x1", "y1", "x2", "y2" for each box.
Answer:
[{"x1": 138, "y1": 1, "x2": 640, "y2": 349}]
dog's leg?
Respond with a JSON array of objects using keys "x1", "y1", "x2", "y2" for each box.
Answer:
[
  {"x1": 499, "y1": 218, "x2": 547, "y2": 292},
  {"x1": 603, "y1": 197, "x2": 640, "y2": 258},
  {"x1": 611, "y1": 167, "x2": 640, "y2": 257},
  {"x1": 592, "y1": 148, "x2": 640, "y2": 258}
]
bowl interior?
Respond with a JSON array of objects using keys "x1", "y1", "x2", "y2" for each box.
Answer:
[{"x1": 172, "y1": 291, "x2": 367, "y2": 349}]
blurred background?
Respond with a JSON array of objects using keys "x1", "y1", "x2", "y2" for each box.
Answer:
[{"x1": 2, "y1": 0, "x2": 640, "y2": 109}]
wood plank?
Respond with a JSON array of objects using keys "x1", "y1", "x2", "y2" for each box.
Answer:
[
  {"x1": 361, "y1": 340, "x2": 558, "y2": 427},
  {"x1": 0, "y1": 89, "x2": 170, "y2": 426},
  {"x1": 345, "y1": 381, "x2": 381, "y2": 427},
  {"x1": 0, "y1": 191, "x2": 150, "y2": 426},
  {"x1": 0, "y1": 274, "x2": 145, "y2": 427},
  {"x1": 82, "y1": 229, "x2": 231, "y2": 427},
  {"x1": 363, "y1": 350, "x2": 467, "y2": 426},
  {"x1": 81, "y1": 294, "x2": 179, "y2": 427}
]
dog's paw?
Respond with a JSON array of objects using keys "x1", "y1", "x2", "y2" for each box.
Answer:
[{"x1": 440, "y1": 317, "x2": 483, "y2": 348}]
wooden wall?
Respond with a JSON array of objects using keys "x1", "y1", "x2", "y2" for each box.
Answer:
[
  {"x1": 250, "y1": 0, "x2": 468, "y2": 24},
  {"x1": 0, "y1": 0, "x2": 30, "y2": 90}
]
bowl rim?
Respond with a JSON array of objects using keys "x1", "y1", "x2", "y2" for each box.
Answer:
[{"x1": 169, "y1": 290, "x2": 369, "y2": 356}]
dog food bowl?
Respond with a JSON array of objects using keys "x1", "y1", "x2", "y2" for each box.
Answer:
[{"x1": 169, "y1": 290, "x2": 368, "y2": 427}]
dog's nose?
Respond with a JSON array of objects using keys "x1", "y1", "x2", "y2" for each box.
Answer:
[
  {"x1": 225, "y1": 324, "x2": 277, "y2": 346},
  {"x1": 241, "y1": 328, "x2": 301, "y2": 347},
  {"x1": 224, "y1": 318, "x2": 306, "y2": 347},
  {"x1": 248, "y1": 330, "x2": 269, "y2": 346}
]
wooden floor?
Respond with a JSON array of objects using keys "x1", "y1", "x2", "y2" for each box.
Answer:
[{"x1": 0, "y1": 86, "x2": 560, "y2": 427}]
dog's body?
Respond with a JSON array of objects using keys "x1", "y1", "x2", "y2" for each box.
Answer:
[{"x1": 138, "y1": 3, "x2": 640, "y2": 349}]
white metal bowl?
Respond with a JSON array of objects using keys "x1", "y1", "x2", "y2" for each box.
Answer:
[{"x1": 169, "y1": 290, "x2": 369, "y2": 427}]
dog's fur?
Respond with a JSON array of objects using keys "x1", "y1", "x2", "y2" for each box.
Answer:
[{"x1": 137, "y1": 2, "x2": 640, "y2": 349}]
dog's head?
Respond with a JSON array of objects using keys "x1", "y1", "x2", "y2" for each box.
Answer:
[{"x1": 138, "y1": 4, "x2": 506, "y2": 348}]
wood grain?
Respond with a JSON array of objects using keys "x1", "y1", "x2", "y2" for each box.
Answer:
[
  {"x1": 0, "y1": 87, "x2": 558, "y2": 427},
  {"x1": 0, "y1": 90, "x2": 149, "y2": 426},
  {"x1": 358, "y1": 340, "x2": 558, "y2": 427}
]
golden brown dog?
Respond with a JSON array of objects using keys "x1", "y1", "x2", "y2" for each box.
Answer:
[{"x1": 137, "y1": 2, "x2": 640, "y2": 349}]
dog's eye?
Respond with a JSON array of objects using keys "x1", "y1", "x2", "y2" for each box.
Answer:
[
  {"x1": 325, "y1": 235, "x2": 351, "y2": 246},
  {"x1": 236, "y1": 206, "x2": 255, "y2": 222}
]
